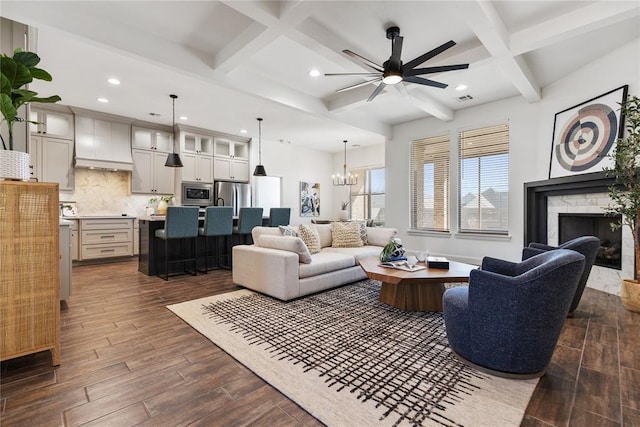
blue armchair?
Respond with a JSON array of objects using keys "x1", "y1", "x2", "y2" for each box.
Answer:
[
  {"x1": 443, "y1": 249, "x2": 585, "y2": 378},
  {"x1": 522, "y1": 236, "x2": 600, "y2": 315}
]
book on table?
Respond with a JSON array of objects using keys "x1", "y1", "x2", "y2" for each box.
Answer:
[
  {"x1": 427, "y1": 256, "x2": 449, "y2": 269},
  {"x1": 379, "y1": 260, "x2": 426, "y2": 272}
]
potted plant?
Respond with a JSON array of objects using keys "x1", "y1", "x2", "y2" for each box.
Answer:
[
  {"x1": 1, "y1": 49, "x2": 61, "y2": 180},
  {"x1": 603, "y1": 94, "x2": 640, "y2": 312}
]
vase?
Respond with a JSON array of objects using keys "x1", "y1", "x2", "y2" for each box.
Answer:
[
  {"x1": 0, "y1": 150, "x2": 31, "y2": 181},
  {"x1": 156, "y1": 200, "x2": 168, "y2": 215},
  {"x1": 338, "y1": 209, "x2": 349, "y2": 221},
  {"x1": 621, "y1": 279, "x2": 640, "y2": 312}
]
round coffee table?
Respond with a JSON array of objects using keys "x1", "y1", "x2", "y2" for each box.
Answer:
[{"x1": 359, "y1": 256, "x2": 478, "y2": 311}]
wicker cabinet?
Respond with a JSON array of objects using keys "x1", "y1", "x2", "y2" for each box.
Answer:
[{"x1": 0, "y1": 182, "x2": 61, "y2": 366}]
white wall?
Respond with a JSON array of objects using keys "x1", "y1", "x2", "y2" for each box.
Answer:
[{"x1": 387, "y1": 37, "x2": 640, "y2": 265}]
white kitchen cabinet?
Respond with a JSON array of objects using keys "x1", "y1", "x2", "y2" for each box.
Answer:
[
  {"x1": 182, "y1": 132, "x2": 213, "y2": 155},
  {"x1": 29, "y1": 135, "x2": 74, "y2": 191},
  {"x1": 133, "y1": 218, "x2": 140, "y2": 256},
  {"x1": 132, "y1": 126, "x2": 173, "y2": 152},
  {"x1": 182, "y1": 152, "x2": 213, "y2": 183},
  {"x1": 29, "y1": 108, "x2": 74, "y2": 140},
  {"x1": 79, "y1": 218, "x2": 134, "y2": 260},
  {"x1": 59, "y1": 221, "x2": 72, "y2": 300},
  {"x1": 131, "y1": 149, "x2": 175, "y2": 194},
  {"x1": 213, "y1": 138, "x2": 249, "y2": 181},
  {"x1": 75, "y1": 115, "x2": 132, "y2": 169},
  {"x1": 69, "y1": 219, "x2": 79, "y2": 261}
]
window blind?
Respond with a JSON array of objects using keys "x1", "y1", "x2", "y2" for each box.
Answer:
[
  {"x1": 458, "y1": 123, "x2": 509, "y2": 234},
  {"x1": 410, "y1": 134, "x2": 450, "y2": 231}
]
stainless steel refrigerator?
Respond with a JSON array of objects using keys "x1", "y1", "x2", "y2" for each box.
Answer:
[{"x1": 214, "y1": 181, "x2": 251, "y2": 216}]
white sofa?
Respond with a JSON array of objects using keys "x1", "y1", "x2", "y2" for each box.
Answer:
[{"x1": 232, "y1": 224, "x2": 398, "y2": 300}]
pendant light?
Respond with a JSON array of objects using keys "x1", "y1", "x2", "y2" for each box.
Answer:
[
  {"x1": 253, "y1": 117, "x2": 267, "y2": 176},
  {"x1": 164, "y1": 94, "x2": 183, "y2": 167},
  {"x1": 332, "y1": 140, "x2": 358, "y2": 186}
]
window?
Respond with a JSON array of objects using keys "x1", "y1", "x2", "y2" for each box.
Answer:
[
  {"x1": 410, "y1": 134, "x2": 450, "y2": 232},
  {"x1": 349, "y1": 167, "x2": 385, "y2": 225},
  {"x1": 458, "y1": 123, "x2": 509, "y2": 234}
]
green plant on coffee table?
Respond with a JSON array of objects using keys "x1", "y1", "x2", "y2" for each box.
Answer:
[{"x1": 380, "y1": 238, "x2": 405, "y2": 262}]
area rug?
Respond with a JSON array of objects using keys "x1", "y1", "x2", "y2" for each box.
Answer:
[{"x1": 167, "y1": 280, "x2": 538, "y2": 426}]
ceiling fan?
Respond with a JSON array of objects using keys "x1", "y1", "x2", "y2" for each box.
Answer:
[{"x1": 325, "y1": 26, "x2": 469, "y2": 102}]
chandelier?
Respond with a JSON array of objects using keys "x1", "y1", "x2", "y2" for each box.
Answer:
[{"x1": 332, "y1": 140, "x2": 358, "y2": 186}]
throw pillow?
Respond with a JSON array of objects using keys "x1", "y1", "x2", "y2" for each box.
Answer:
[
  {"x1": 330, "y1": 221, "x2": 364, "y2": 248},
  {"x1": 258, "y1": 235, "x2": 312, "y2": 264},
  {"x1": 357, "y1": 221, "x2": 368, "y2": 245},
  {"x1": 298, "y1": 223, "x2": 321, "y2": 254},
  {"x1": 279, "y1": 225, "x2": 299, "y2": 237}
]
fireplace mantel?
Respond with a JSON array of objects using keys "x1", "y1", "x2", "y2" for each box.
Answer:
[{"x1": 524, "y1": 172, "x2": 615, "y2": 245}]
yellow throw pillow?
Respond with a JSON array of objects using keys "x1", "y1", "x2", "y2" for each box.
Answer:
[
  {"x1": 331, "y1": 221, "x2": 364, "y2": 248},
  {"x1": 298, "y1": 223, "x2": 321, "y2": 254}
]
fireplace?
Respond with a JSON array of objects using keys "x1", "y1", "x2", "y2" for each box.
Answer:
[{"x1": 558, "y1": 213, "x2": 622, "y2": 270}]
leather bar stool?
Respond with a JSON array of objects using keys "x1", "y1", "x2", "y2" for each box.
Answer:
[
  {"x1": 233, "y1": 207, "x2": 263, "y2": 245},
  {"x1": 267, "y1": 207, "x2": 291, "y2": 227},
  {"x1": 198, "y1": 206, "x2": 233, "y2": 272},
  {"x1": 155, "y1": 206, "x2": 199, "y2": 281}
]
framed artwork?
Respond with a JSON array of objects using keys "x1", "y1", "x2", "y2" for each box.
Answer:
[
  {"x1": 549, "y1": 85, "x2": 628, "y2": 179},
  {"x1": 300, "y1": 181, "x2": 320, "y2": 217}
]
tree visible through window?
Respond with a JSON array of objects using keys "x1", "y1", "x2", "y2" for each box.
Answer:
[
  {"x1": 349, "y1": 167, "x2": 385, "y2": 225},
  {"x1": 458, "y1": 124, "x2": 509, "y2": 234}
]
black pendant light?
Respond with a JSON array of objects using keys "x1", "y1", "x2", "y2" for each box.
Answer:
[
  {"x1": 253, "y1": 117, "x2": 267, "y2": 176},
  {"x1": 165, "y1": 94, "x2": 183, "y2": 167}
]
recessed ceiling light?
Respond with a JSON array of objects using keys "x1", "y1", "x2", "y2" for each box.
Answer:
[
  {"x1": 97, "y1": 97, "x2": 109, "y2": 103},
  {"x1": 308, "y1": 69, "x2": 321, "y2": 77},
  {"x1": 107, "y1": 78, "x2": 120, "y2": 85},
  {"x1": 179, "y1": 116, "x2": 188, "y2": 121},
  {"x1": 455, "y1": 84, "x2": 468, "y2": 91},
  {"x1": 240, "y1": 129, "x2": 247, "y2": 133}
]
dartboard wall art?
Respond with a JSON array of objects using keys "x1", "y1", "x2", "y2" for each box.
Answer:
[{"x1": 549, "y1": 85, "x2": 628, "y2": 179}]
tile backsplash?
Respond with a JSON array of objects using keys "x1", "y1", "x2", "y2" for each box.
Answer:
[{"x1": 62, "y1": 169, "x2": 157, "y2": 217}]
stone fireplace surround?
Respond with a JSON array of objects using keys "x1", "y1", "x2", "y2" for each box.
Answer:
[{"x1": 524, "y1": 172, "x2": 632, "y2": 295}]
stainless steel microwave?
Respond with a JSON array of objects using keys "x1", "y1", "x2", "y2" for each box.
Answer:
[{"x1": 181, "y1": 182, "x2": 214, "y2": 206}]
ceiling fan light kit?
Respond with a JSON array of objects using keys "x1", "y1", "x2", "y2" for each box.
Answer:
[
  {"x1": 333, "y1": 140, "x2": 358, "y2": 186},
  {"x1": 326, "y1": 26, "x2": 469, "y2": 101}
]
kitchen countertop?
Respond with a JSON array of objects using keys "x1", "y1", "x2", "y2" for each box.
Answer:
[{"x1": 61, "y1": 215, "x2": 135, "y2": 220}]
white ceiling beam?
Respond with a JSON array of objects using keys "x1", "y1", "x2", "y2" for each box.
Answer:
[
  {"x1": 406, "y1": 90, "x2": 454, "y2": 122},
  {"x1": 511, "y1": 1, "x2": 640, "y2": 55},
  {"x1": 468, "y1": 0, "x2": 541, "y2": 103}
]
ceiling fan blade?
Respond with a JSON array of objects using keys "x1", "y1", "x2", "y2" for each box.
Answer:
[
  {"x1": 404, "y1": 76, "x2": 448, "y2": 89},
  {"x1": 390, "y1": 36, "x2": 403, "y2": 69},
  {"x1": 343, "y1": 50, "x2": 384, "y2": 72},
  {"x1": 336, "y1": 77, "x2": 382, "y2": 93},
  {"x1": 403, "y1": 40, "x2": 457, "y2": 70},
  {"x1": 324, "y1": 72, "x2": 382, "y2": 77},
  {"x1": 393, "y1": 82, "x2": 409, "y2": 98},
  {"x1": 404, "y1": 63, "x2": 469, "y2": 76},
  {"x1": 367, "y1": 82, "x2": 387, "y2": 102}
]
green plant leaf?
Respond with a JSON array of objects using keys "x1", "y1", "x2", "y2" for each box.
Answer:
[
  {"x1": 13, "y1": 51, "x2": 40, "y2": 68},
  {"x1": 1, "y1": 56, "x2": 17, "y2": 84},
  {"x1": 12, "y1": 89, "x2": 37, "y2": 109},
  {"x1": 11, "y1": 63, "x2": 33, "y2": 88},
  {"x1": 0, "y1": 73, "x2": 10, "y2": 95},
  {"x1": 30, "y1": 95, "x2": 62, "y2": 103},
  {"x1": 0, "y1": 93, "x2": 17, "y2": 122},
  {"x1": 30, "y1": 67, "x2": 52, "y2": 81}
]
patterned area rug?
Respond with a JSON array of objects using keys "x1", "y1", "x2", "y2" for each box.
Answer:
[{"x1": 167, "y1": 280, "x2": 538, "y2": 426}]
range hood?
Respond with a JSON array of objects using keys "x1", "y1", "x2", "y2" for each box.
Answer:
[{"x1": 74, "y1": 114, "x2": 133, "y2": 171}]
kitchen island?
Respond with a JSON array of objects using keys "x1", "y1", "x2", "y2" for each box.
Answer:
[{"x1": 137, "y1": 215, "x2": 268, "y2": 276}]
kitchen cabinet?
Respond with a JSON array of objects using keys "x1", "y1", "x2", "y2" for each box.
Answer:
[
  {"x1": 213, "y1": 138, "x2": 249, "y2": 182},
  {"x1": 131, "y1": 149, "x2": 175, "y2": 194},
  {"x1": 132, "y1": 126, "x2": 173, "y2": 152},
  {"x1": 182, "y1": 152, "x2": 213, "y2": 183},
  {"x1": 75, "y1": 115, "x2": 132, "y2": 169},
  {"x1": 69, "y1": 219, "x2": 79, "y2": 261},
  {"x1": 79, "y1": 218, "x2": 134, "y2": 260},
  {"x1": 29, "y1": 134, "x2": 74, "y2": 191},
  {"x1": 60, "y1": 221, "x2": 72, "y2": 300},
  {"x1": 29, "y1": 108, "x2": 74, "y2": 140},
  {"x1": 182, "y1": 132, "x2": 213, "y2": 155},
  {"x1": 133, "y1": 218, "x2": 140, "y2": 255},
  {"x1": 1, "y1": 182, "x2": 60, "y2": 366}
]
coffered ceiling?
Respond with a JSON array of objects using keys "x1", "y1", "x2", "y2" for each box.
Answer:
[{"x1": 2, "y1": 1, "x2": 639, "y2": 152}]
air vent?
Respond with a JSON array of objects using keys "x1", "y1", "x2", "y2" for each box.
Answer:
[{"x1": 457, "y1": 94, "x2": 474, "y2": 102}]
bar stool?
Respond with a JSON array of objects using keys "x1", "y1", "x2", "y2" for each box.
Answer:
[
  {"x1": 155, "y1": 206, "x2": 199, "y2": 281},
  {"x1": 233, "y1": 207, "x2": 263, "y2": 245},
  {"x1": 198, "y1": 206, "x2": 233, "y2": 272},
  {"x1": 267, "y1": 207, "x2": 291, "y2": 227}
]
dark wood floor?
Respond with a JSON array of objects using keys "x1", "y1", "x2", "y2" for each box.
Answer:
[{"x1": 1, "y1": 260, "x2": 638, "y2": 426}]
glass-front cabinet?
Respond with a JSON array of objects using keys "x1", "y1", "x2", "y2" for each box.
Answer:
[
  {"x1": 182, "y1": 133, "x2": 213, "y2": 155},
  {"x1": 132, "y1": 126, "x2": 173, "y2": 152}
]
